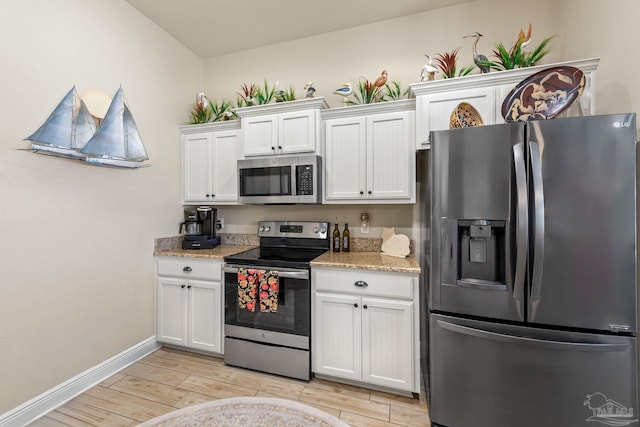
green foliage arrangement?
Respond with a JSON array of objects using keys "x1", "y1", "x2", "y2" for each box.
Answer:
[
  {"x1": 435, "y1": 48, "x2": 475, "y2": 79},
  {"x1": 482, "y1": 25, "x2": 555, "y2": 71},
  {"x1": 345, "y1": 77, "x2": 382, "y2": 105},
  {"x1": 254, "y1": 79, "x2": 277, "y2": 105},
  {"x1": 188, "y1": 97, "x2": 235, "y2": 124},
  {"x1": 383, "y1": 80, "x2": 408, "y2": 101}
]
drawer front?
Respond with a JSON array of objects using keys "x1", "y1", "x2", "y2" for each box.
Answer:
[
  {"x1": 313, "y1": 268, "x2": 415, "y2": 299},
  {"x1": 157, "y1": 257, "x2": 221, "y2": 281}
]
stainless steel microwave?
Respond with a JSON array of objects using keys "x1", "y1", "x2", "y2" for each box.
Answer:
[{"x1": 237, "y1": 155, "x2": 322, "y2": 204}]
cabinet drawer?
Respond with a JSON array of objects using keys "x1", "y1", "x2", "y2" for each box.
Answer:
[
  {"x1": 313, "y1": 268, "x2": 415, "y2": 299},
  {"x1": 157, "y1": 257, "x2": 221, "y2": 281}
]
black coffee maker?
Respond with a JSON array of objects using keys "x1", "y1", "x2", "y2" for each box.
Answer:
[{"x1": 180, "y1": 206, "x2": 221, "y2": 249}]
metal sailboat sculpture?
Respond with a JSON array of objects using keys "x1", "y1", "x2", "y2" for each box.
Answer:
[
  {"x1": 26, "y1": 86, "x2": 96, "y2": 158},
  {"x1": 81, "y1": 86, "x2": 149, "y2": 168}
]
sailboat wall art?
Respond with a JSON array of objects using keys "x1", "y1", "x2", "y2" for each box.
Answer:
[
  {"x1": 25, "y1": 86, "x2": 149, "y2": 168},
  {"x1": 25, "y1": 86, "x2": 96, "y2": 159}
]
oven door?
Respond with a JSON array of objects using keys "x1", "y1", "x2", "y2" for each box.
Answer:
[{"x1": 223, "y1": 264, "x2": 310, "y2": 349}]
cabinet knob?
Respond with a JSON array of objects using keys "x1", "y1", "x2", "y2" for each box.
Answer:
[
  {"x1": 278, "y1": 145, "x2": 282, "y2": 149},
  {"x1": 271, "y1": 146, "x2": 276, "y2": 150},
  {"x1": 354, "y1": 303, "x2": 358, "y2": 308},
  {"x1": 367, "y1": 190, "x2": 372, "y2": 195},
  {"x1": 183, "y1": 266, "x2": 192, "y2": 272},
  {"x1": 359, "y1": 191, "x2": 364, "y2": 195},
  {"x1": 181, "y1": 284, "x2": 186, "y2": 289},
  {"x1": 187, "y1": 285, "x2": 192, "y2": 289},
  {"x1": 211, "y1": 194, "x2": 215, "y2": 197},
  {"x1": 363, "y1": 304, "x2": 368, "y2": 309},
  {"x1": 354, "y1": 280, "x2": 368, "y2": 287},
  {"x1": 206, "y1": 194, "x2": 210, "y2": 197}
]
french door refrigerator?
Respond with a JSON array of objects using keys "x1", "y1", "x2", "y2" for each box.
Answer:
[{"x1": 428, "y1": 114, "x2": 638, "y2": 427}]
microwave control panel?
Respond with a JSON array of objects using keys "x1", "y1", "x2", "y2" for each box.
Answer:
[{"x1": 296, "y1": 165, "x2": 314, "y2": 195}]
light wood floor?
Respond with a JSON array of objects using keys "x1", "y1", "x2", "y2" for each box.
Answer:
[{"x1": 28, "y1": 347, "x2": 430, "y2": 426}]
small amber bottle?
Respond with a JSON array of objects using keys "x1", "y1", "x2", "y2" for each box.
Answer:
[{"x1": 343, "y1": 219, "x2": 350, "y2": 252}]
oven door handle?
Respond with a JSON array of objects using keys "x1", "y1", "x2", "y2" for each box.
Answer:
[{"x1": 223, "y1": 265, "x2": 309, "y2": 280}]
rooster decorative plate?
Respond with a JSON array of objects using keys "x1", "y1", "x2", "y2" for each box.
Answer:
[{"x1": 501, "y1": 66, "x2": 586, "y2": 122}]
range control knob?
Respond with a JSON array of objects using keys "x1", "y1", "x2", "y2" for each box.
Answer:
[
  {"x1": 319, "y1": 226, "x2": 327, "y2": 234},
  {"x1": 264, "y1": 226, "x2": 271, "y2": 232},
  {"x1": 259, "y1": 226, "x2": 265, "y2": 232}
]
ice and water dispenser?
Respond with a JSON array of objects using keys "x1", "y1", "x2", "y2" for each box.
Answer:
[{"x1": 457, "y1": 219, "x2": 506, "y2": 288}]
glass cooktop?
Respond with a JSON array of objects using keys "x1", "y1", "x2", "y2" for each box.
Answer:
[{"x1": 224, "y1": 247, "x2": 327, "y2": 269}]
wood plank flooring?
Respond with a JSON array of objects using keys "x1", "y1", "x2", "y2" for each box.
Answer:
[{"x1": 28, "y1": 348, "x2": 430, "y2": 426}]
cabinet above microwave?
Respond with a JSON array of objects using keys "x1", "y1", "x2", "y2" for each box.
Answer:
[{"x1": 235, "y1": 97, "x2": 329, "y2": 157}]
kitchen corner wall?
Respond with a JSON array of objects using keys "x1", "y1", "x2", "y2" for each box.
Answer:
[{"x1": 0, "y1": 0, "x2": 201, "y2": 414}]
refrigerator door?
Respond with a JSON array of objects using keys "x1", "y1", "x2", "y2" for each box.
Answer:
[
  {"x1": 430, "y1": 123, "x2": 526, "y2": 322},
  {"x1": 430, "y1": 314, "x2": 638, "y2": 427},
  {"x1": 527, "y1": 114, "x2": 637, "y2": 333}
]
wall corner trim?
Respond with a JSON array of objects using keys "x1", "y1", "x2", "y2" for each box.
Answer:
[{"x1": 0, "y1": 337, "x2": 161, "y2": 427}]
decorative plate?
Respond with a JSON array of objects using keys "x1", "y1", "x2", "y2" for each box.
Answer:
[
  {"x1": 449, "y1": 102, "x2": 484, "y2": 128},
  {"x1": 501, "y1": 66, "x2": 585, "y2": 122}
]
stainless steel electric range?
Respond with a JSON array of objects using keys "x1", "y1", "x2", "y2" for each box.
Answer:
[{"x1": 222, "y1": 220, "x2": 329, "y2": 380}]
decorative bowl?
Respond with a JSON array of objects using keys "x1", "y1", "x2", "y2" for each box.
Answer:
[{"x1": 449, "y1": 102, "x2": 484, "y2": 128}]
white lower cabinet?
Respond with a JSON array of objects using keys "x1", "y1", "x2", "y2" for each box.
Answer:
[
  {"x1": 156, "y1": 257, "x2": 223, "y2": 354},
  {"x1": 312, "y1": 267, "x2": 419, "y2": 393}
]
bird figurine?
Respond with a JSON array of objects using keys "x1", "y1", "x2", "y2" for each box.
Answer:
[
  {"x1": 333, "y1": 83, "x2": 352, "y2": 98},
  {"x1": 421, "y1": 55, "x2": 438, "y2": 81},
  {"x1": 196, "y1": 92, "x2": 209, "y2": 109},
  {"x1": 373, "y1": 70, "x2": 388, "y2": 88},
  {"x1": 463, "y1": 32, "x2": 490, "y2": 73},
  {"x1": 304, "y1": 82, "x2": 316, "y2": 98},
  {"x1": 517, "y1": 23, "x2": 533, "y2": 49}
]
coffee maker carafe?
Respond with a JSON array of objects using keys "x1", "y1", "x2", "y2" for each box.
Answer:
[{"x1": 180, "y1": 206, "x2": 220, "y2": 249}]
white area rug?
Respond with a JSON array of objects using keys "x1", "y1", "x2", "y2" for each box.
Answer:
[{"x1": 139, "y1": 396, "x2": 350, "y2": 426}]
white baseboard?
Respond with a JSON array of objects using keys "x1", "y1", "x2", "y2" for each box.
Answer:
[{"x1": 0, "y1": 337, "x2": 161, "y2": 427}]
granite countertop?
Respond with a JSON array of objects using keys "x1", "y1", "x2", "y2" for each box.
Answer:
[
  {"x1": 311, "y1": 251, "x2": 420, "y2": 274},
  {"x1": 153, "y1": 245, "x2": 256, "y2": 260}
]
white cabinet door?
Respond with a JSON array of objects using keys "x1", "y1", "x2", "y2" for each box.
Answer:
[
  {"x1": 417, "y1": 87, "x2": 495, "y2": 148},
  {"x1": 188, "y1": 279, "x2": 222, "y2": 353},
  {"x1": 243, "y1": 114, "x2": 278, "y2": 156},
  {"x1": 313, "y1": 292, "x2": 362, "y2": 381},
  {"x1": 279, "y1": 109, "x2": 316, "y2": 154},
  {"x1": 183, "y1": 132, "x2": 212, "y2": 203},
  {"x1": 211, "y1": 130, "x2": 239, "y2": 203},
  {"x1": 324, "y1": 117, "x2": 367, "y2": 201},
  {"x1": 367, "y1": 111, "x2": 414, "y2": 201},
  {"x1": 157, "y1": 277, "x2": 188, "y2": 347},
  {"x1": 362, "y1": 297, "x2": 414, "y2": 391}
]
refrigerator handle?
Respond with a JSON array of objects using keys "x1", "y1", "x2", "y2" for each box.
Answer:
[
  {"x1": 436, "y1": 319, "x2": 629, "y2": 352},
  {"x1": 512, "y1": 142, "x2": 527, "y2": 321},
  {"x1": 529, "y1": 140, "x2": 545, "y2": 319}
]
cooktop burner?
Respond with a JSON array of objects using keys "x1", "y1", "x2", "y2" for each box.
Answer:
[
  {"x1": 224, "y1": 247, "x2": 327, "y2": 269},
  {"x1": 223, "y1": 220, "x2": 330, "y2": 269}
]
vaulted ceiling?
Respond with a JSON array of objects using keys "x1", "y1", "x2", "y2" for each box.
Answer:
[{"x1": 126, "y1": 0, "x2": 472, "y2": 58}]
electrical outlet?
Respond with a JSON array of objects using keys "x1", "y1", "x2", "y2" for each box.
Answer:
[{"x1": 216, "y1": 218, "x2": 224, "y2": 230}]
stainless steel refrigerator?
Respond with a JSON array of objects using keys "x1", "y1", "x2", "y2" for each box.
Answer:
[{"x1": 425, "y1": 114, "x2": 638, "y2": 427}]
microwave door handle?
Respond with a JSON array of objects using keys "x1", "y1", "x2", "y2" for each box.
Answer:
[
  {"x1": 512, "y1": 142, "x2": 527, "y2": 321},
  {"x1": 529, "y1": 139, "x2": 545, "y2": 320}
]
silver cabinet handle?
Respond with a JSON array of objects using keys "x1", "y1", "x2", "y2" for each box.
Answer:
[
  {"x1": 354, "y1": 281, "x2": 368, "y2": 287},
  {"x1": 183, "y1": 266, "x2": 192, "y2": 272}
]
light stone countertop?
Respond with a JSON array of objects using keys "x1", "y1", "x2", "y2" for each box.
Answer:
[
  {"x1": 153, "y1": 245, "x2": 256, "y2": 260},
  {"x1": 310, "y1": 251, "x2": 420, "y2": 274}
]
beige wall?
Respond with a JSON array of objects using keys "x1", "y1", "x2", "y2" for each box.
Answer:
[
  {"x1": 0, "y1": 0, "x2": 202, "y2": 413},
  {"x1": 3, "y1": 0, "x2": 640, "y2": 416}
]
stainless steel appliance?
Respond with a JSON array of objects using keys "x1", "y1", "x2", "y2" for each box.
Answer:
[
  {"x1": 223, "y1": 220, "x2": 329, "y2": 380},
  {"x1": 424, "y1": 114, "x2": 638, "y2": 427},
  {"x1": 237, "y1": 155, "x2": 321, "y2": 204},
  {"x1": 180, "y1": 206, "x2": 220, "y2": 249}
]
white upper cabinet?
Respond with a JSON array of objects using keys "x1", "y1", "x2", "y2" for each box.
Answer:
[
  {"x1": 180, "y1": 121, "x2": 241, "y2": 205},
  {"x1": 235, "y1": 98, "x2": 329, "y2": 157},
  {"x1": 409, "y1": 58, "x2": 599, "y2": 149},
  {"x1": 323, "y1": 100, "x2": 416, "y2": 204}
]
